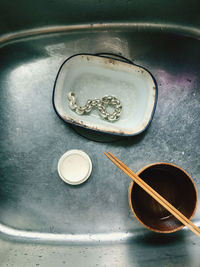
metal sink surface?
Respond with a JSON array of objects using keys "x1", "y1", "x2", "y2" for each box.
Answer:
[{"x1": 0, "y1": 1, "x2": 200, "y2": 266}]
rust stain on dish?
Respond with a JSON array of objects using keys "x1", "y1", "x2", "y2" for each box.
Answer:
[
  {"x1": 153, "y1": 86, "x2": 156, "y2": 97},
  {"x1": 66, "y1": 117, "x2": 127, "y2": 135},
  {"x1": 108, "y1": 59, "x2": 115, "y2": 65}
]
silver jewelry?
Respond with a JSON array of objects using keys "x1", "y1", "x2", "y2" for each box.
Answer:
[{"x1": 68, "y1": 92, "x2": 122, "y2": 122}]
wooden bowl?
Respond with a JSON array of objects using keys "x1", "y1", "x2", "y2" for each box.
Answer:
[{"x1": 129, "y1": 163, "x2": 198, "y2": 233}]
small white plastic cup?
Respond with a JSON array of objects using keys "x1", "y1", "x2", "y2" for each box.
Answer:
[{"x1": 57, "y1": 149, "x2": 92, "y2": 185}]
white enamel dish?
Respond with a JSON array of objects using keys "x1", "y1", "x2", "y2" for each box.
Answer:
[{"x1": 53, "y1": 54, "x2": 157, "y2": 136}]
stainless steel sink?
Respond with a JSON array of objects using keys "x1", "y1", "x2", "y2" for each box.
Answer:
[{"x1": 0, "y1": 1, "x2": 200, "y2": 266}]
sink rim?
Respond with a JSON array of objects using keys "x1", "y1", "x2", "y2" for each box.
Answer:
[{"x1": 1, "y1": 22, "x2": 200, "y2": 48}]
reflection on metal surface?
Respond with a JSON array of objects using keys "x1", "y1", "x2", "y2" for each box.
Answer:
[
  {"x1": 1, "y1": 23, "x2": 200, "y2": 47},
  {"x1": 0, "y1": 221, "x2": 199, "y2": 244},
  {"x1": 0, "y1": 223, "x2": 134, "y2": 244}
]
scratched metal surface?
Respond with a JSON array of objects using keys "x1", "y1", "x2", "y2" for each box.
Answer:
[{"x1": 0, "y1": 4, "x2": 200, "y2": 266}]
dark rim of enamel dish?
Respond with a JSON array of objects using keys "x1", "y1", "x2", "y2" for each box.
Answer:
[{"x1": 52, "y1": 53, "x2": 158, "y2": 137}]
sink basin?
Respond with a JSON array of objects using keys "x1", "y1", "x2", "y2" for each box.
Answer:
[{"x1": 0, "y1": 1, "x2": 200, "y2": 266}]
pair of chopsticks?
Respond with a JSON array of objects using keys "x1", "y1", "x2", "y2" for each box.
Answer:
[{"x1": 104, "y1": 152, "x2": 200, "y2": 237}]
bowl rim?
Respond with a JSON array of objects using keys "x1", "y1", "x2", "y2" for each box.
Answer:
[{"x1": 128, "y1": 162, "x2": 198, "y2": 234}]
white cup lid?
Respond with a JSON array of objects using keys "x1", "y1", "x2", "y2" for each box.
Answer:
[{"x1": 57, "y1": 149, "x2": 92, "y2": 185}]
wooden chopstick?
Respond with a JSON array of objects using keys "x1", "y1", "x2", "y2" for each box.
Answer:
[{"x1": 105, "y1": 152, "x2": 200, "y2": 237}]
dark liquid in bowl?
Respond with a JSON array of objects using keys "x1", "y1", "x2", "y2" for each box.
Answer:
[{"x1": 131, "y1": 164, "x2": 197, "y2": 232}]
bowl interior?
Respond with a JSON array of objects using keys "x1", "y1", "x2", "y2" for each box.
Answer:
[{"x1": 130, "y1": 163, "x2": 197, "y2": 233}]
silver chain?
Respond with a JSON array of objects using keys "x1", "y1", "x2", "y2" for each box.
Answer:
[{"x1": 67, "y1": 92, "x2": 122, "y2": 122}]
